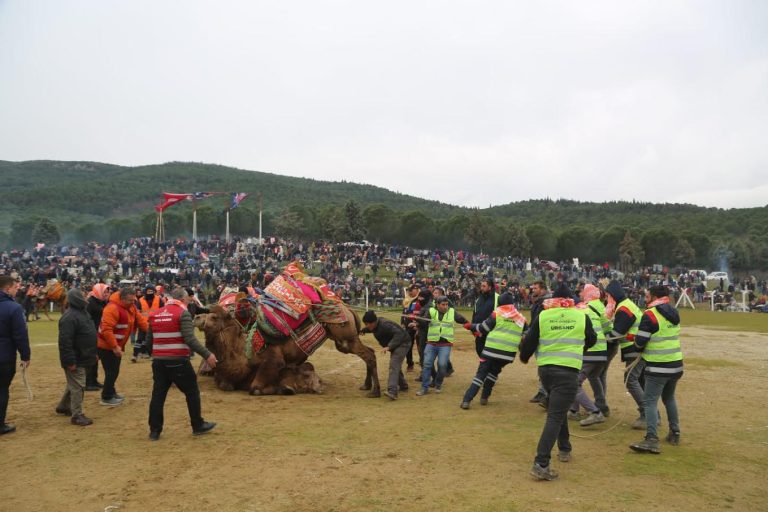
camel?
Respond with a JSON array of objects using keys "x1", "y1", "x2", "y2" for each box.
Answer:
[
  {"x1": 36, "y1": 280, "x2": 67, "y2": 320},
  {"x1": 194, "y1": 304, "x2": 380, "y2": 397}
]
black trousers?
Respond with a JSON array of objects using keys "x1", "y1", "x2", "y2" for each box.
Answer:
[
  {"x1": 405, "y1": 329, "x2": 416, "y2": 368},
  {"x1": 98, "y1": 348, "x2": 122, "y2": 400},
  {"x1": 535, "y1": 365, "x2": 579, "y2": 467},
  {"x1": 148, "y1": 359, "x2": 203, "y2": 433},
  {"x1": 0, "y1": 362, "x2": 16, "y2": 425},
  {"x1": 85, "y1": 362, "x2": 100, "y2": 386}
]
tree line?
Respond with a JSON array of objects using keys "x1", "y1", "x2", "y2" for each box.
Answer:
[{"x1": 5, "y1": 199, "x2": 766, "y2": 274}]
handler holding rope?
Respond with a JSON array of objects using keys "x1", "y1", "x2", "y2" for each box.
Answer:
[{"x1": 0, "y1": 275, "x2": 31, "y2": 436}]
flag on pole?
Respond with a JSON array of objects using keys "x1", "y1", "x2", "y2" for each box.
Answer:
[
  {"x1": 155, "y1": 192, "x2": 191, "y2": 212},
  {"x1": 230, "y1": 192, "x2": 249, "y2": 210},
  {"x1": 192, "y1": 192, "x2": 217, "y2": 201}
]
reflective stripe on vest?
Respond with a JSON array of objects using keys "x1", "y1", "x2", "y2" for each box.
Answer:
[
  {"x1": 427, "y1": 307, "x2": 455, "y2": 343},
  {"x1": 481, "y1": 307, "x2": 523, "y2": 361},
  {"x1": 641, "y1": 307, "x2": 683, "y2": 369},
  {"x1": 617, "y1": 298, "x2": 643, "y2": 350},
  {"x1": 99, "y1": 307, "x2": 130, "y2": 345},
  {"x1": 536, "y1": 307, "x2": 587, "y2": 370},
  {"x1": 149, "y1": 304, "x2": 191, "y2": 358}
]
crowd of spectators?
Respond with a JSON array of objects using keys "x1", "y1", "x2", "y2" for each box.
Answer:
[{"x1": 2, "y1": 236, "x2": 767, "y2": 314}]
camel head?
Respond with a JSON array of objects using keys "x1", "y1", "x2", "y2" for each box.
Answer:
[{"x1": 195, "y1": 305, "x2": 240, "y2": 353}]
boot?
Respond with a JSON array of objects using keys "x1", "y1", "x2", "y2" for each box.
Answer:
[
  {"x1": 530, "y1": 463, "x2": 559, "y2": 481},
  {"x1": 71, "y1": 414, "x2": 93, "y2": 426},
  {"x1": 631, "y1": 416, "x2": 647, "y2": 430},
  {"x1": 666, "y1": 431, "x2": 680, "y2": 446},
  {"x1": 630, "y1": 436, "x2": 661, "y2": 454}
]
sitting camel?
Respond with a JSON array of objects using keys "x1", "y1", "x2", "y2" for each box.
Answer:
[{"x1": 194, "y1": 304, "x2": 380, "y2": 397}]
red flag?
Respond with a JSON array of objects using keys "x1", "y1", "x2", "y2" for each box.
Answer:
[{"x1": 155, "y1": 192, "x2": 192, "y2": 212}]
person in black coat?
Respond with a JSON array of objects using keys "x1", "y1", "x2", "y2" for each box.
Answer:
[
  {"x1": 56, "y1": 289, "x2": 98, "y2": 425},
  {"x1": 361, "y1": 310, "x2": 410, "y2": 400}
]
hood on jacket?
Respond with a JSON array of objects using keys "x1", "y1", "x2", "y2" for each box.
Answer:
[
  {"x1": 654, "y1": 303, "x2": 680, "y2": 325},
  {"x1": 67, "y1": 288, "x2": 87, "y2": 310},
  {"x1": 109, "y1": 291, "x2": 128, "y2": 307},
  {"x1": 605, "y1": 280, "x2": 626, "y2": 302}
]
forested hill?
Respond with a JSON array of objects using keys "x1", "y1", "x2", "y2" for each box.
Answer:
[
  {"x1": 1, "y1": 160, "x2": 766, "y2": 271},
  {"x1": 0, "y1": 160, "x2": 456, "y2": 222}
]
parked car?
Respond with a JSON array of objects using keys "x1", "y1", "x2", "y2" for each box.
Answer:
[{"x1": 706, "y1": 271, "x2": 729, "y2": 280}]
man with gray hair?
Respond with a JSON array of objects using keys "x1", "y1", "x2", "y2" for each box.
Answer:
[{"x1": 145, "y1": 287, "x2": 218, "y2": 441}]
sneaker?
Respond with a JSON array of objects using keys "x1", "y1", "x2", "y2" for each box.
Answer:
[
  {"x1": 460, "y1": 401, "x2": 470, "y2": 410},
  {"x1": 434, "y1": 386, "x2": 443, "y2": 394},
  {"x1": 415, "y1": 388, "x2": 428, "y2": 396},
  {"x1": 0, "y1": 423, "x2": 16, "y2": 435},
  {"x1": 100, "y1": 397, "x2": 124, "y2": 407},
  {"x1": 384, "y1": 391, "x2": 398, "y2": 401},
  {"x1": 114, "y1": 393, "x2": 125, "y2": 400},
  {"x1": 530, "y1": 462, "x2": 559, "y2": 481},
  {"x1": 399, "y1": 385, "x2": 409, "y2": 392},
  {"x1": 557, "y1": 451, "x2": 572, "y2": 463},
  {"x1": 666, "y1": 431, "x2": 680, "y2": 446},
  {"x1": 479, "y1": 398, "x2": 488, "y2": 406},
  {"x1": 149, "y1": 431, "x2": 161, "y2": 441},
  {"x1": 631, "y1": 416, "x2": 647, "y2": 430},
  {"x1": 84, "y1": 385, "x2": 101, "y2": 392},
  {"x1": 599, "y1": 406, "x2": 611, "y2": 418},
  {"x1": 192, "y1": 421, "x2": 217, "y2": 436},
  {"x1": 579, "y1": 411, "x2": 606, "y2": 427},
  {"x1": 55, "y1": 406, "x2": 72, "y2": 416},
  {"x1": 71, "y1": 414, "x2": 93, "y2": 426},
  {"x1": 538, "y1": 398, "x2": 548, "y2": 410},
  {"x1": 630, "y1": 436, "x2": 661, "y2": 454},
  {"x1": 529, "y1": 391, "x2": 546, "y2": 403},
  {"x1": 567, "y1": 410, "x2": 581, "y2": 421}
]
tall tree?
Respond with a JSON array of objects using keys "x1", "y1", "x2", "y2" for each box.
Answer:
[
  {"x1": 619, "y1": 231, "x2": 644, "y2": 271},
  {"x1": 32, "y1": 217, "x2": 60, "y2": 245},
  {"x1": 526, "y1": 224, "x2": 557, "y2": 260},
  {"x1": 499, "y1": 224, "x2": 532, "y2": 258},
  {"x1": 672, "y1": 238, "x2": 696, "y2": 267},
  {"x1": 343, "y1": 200, "x2": 366, "y2": 241},
  {"x1": 464, "y1": 210, "x2": 493, "y2": 250}
]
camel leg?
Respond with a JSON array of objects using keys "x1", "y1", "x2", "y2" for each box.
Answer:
[
  {"x1": 248, "y1": 352, "x2": 285, "y2": 396},
  {"x1": 334, "y1": 337, "x2": 380, "y2": 398}
]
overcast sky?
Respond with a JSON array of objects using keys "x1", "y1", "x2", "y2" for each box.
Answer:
[{"x1": 1, "y1": 1, "x2": 766, "y2": 209}]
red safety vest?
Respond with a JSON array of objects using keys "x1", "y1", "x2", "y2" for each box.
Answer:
[{"x1": 149, "y1": 302, "x2": 191, "y2": 358}]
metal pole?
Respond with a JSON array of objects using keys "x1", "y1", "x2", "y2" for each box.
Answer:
[
  {"x1": 192, "y1": 208, "x2": 197, "y2": 240},
  {"x1": 258, "y1": 192, "x2": 263, "y2": 244},
  {"x1": 226, "y1": 210, "x2": 230, "y2": 243}
]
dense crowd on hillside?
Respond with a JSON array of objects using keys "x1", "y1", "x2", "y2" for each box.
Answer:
[{"x1": 1, "y1": 236, "x2": 767, "y2": 315}]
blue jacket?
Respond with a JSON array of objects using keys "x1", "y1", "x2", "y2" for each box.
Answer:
[{"x1": 0, "y1": 291, "x2": 31, "y2": 363}]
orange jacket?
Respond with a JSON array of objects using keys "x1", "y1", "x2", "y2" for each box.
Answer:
[{"x1": 97, "y1": 292, "x2": 149, "y2": 350}]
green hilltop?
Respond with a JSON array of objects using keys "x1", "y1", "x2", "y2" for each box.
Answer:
[{"x1": 1, "y1": 160, "x2": 766, "y2": 272}]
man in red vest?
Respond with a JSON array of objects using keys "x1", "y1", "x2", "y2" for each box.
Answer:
[{"x1": 145, "y1": 287, "x2": 218, "y2": 441}]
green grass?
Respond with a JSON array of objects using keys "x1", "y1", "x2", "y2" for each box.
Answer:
[{"x1": 678, "y1": 309, "x2": 768, "y2": 332}]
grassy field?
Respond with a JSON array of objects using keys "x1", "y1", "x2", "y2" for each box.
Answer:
[{"x1": 1, "y1": 309, "x2": 766, "y2": 511}]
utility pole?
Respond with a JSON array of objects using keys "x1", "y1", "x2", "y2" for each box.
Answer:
[{"x1": 258, "y1": 192, "x2": 263, "y2": 244}]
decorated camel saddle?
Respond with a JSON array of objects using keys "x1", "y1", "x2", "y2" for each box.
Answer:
[{"x1": 218, "y1": 261, "x2": 349, "y2": 357}]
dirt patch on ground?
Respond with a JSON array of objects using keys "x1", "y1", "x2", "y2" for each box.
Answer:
[{"x1": 1, "y1": 320, "x2": 767, "y2": 511}]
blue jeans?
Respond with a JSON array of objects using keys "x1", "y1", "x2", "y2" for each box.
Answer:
[
  {"x1": 421, "y1": 344, "x2": 451, "y2": 389},
  {"x1": 643, "y1": 374, "x2": 681, "y2": 439}
]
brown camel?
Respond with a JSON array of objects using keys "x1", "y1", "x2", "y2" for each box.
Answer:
[
  {"x1": 36, "y1": 280, "x2": 67, "y2": 320},
  {"x1": 194, "y1": 304, "x2": 380, "y2": 397}
]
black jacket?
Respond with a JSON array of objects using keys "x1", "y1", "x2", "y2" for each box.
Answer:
[
  {"x1": 0, "y1": 290, "x2": 30, "y2": 363},
  {"x1": 58, "y1": 290, "x2": 98, "y2": 368},
  {"x1": 86, "y1": 295, "x2": 107, "y2": 329},
  {"x1": 362, "y1": 318, "x2": 411, "y2": 351}
]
